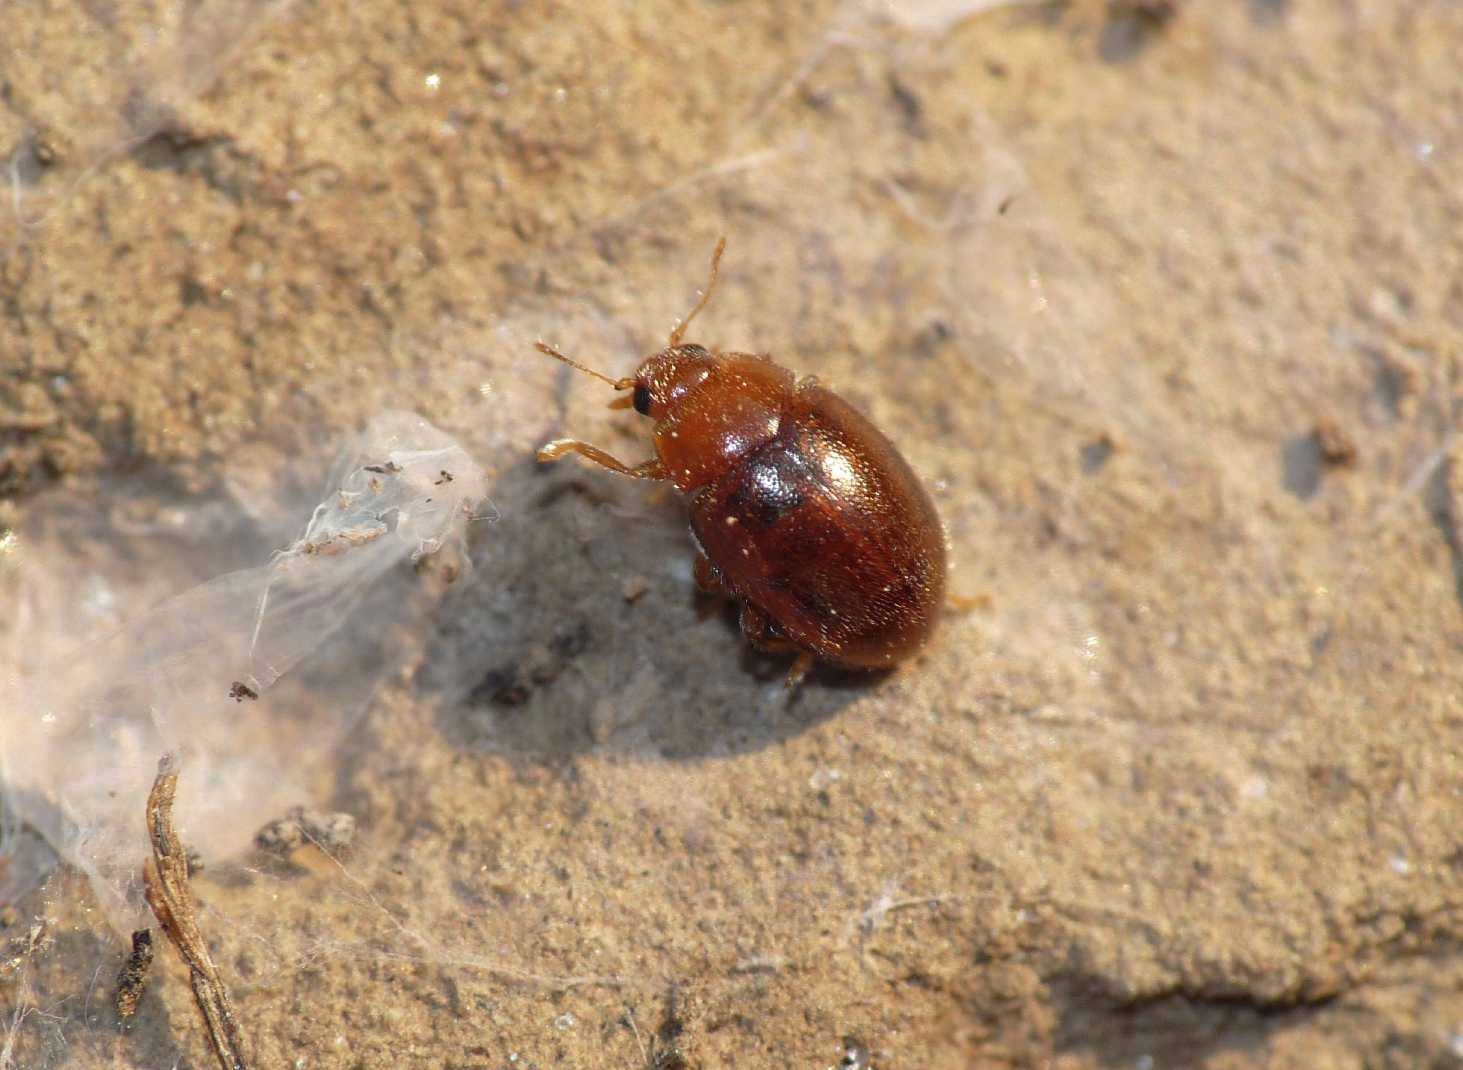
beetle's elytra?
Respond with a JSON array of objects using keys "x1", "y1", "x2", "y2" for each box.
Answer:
[{"x1": 536, "y1": 239, "x2": 947, "y2": 687}]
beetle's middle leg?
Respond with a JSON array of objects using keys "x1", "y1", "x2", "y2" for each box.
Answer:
[
  {"x1": 691, "y1": 553, "x2": 737, "y2": 624},
  {"x1": 693, "y1": 553, "x2": 724, "y2": 595},
  {"x1": 537, "y1": 439, "x2": 667, "y2": 480}
]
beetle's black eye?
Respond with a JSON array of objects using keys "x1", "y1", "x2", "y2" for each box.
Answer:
[{"x1": 633, "y1": 384, "x2": 652, "y2": 415}]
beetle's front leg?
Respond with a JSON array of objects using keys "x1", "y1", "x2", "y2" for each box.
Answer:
[{"x1": 537, "y1": 439, "x2": 668, "y2": 480}]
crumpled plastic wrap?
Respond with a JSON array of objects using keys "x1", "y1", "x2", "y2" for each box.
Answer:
[{"x1": 0, "y1": 412, "x2": 488, "y2": 930}]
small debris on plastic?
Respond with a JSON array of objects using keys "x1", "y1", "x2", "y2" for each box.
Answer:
[{"x1": 0, "y1": 920, "x2": 49, "y2": 981}]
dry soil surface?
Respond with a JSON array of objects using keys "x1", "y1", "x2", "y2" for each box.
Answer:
[{"x1": 1, "y1": 2, "x2": 1461, "y2": 1068}]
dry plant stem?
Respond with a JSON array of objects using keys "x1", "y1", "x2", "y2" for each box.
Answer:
[{"x1": 142, "y1": 754, "x2": 251, "y2": 1070}]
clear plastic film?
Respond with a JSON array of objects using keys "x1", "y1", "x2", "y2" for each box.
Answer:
[{"x1": 0, "y1": 412, "x2": 487, "y2": 929}]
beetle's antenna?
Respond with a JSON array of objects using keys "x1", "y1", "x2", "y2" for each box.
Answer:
[
  {"x1": 535, "y1": 341, "x2": 634, "y2": 390},
  {"x1": 669, "y1": 236, "x2": 727, "y2": 346}
]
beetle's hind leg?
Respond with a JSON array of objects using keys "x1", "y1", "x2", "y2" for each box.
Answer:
[
  {"x1": 783, "y1": 652, "x2": 815, "y2": 690},
  {"x1": 537, "y1": 439, "x2": 667, "y2": 480},
  {"x1": 738, "y1": 602, "x2": 815, "y2": 690}
]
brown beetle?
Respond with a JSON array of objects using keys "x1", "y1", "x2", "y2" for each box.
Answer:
[{"x1": 537, "y1": 240, "x2": 946, "y2": 687}]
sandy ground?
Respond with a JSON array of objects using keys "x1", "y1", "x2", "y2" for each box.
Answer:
[{"x1": 2, "y1": 1, "x2": 1461, "y2": 1067}]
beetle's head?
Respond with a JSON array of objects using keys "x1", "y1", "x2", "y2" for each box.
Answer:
[
  {"x1": 533, "y1": 339, "x2": 717, "y2": 422},
  {"x1": 535, "y1": 239, "x2": 729, "y2": 421},
  {"x1": 629, "y1": 343, "x2": 716, "y2": 419}
]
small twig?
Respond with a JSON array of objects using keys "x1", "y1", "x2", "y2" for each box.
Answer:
[{"x1": 142, "y1": 755, "x2": 251, "y2": 1070}]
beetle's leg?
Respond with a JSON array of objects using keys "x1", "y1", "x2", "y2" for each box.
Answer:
[
  {"x1": 738, "y1": 603, "x2": 814, "y2": 689},
  {"x1": 537, "y1": 439, "x2": 667, "y2": 480},
  {"x1": 784, "y1": 652, "x2": 815, "y2": 691},
  {"x1": 738, "y1": 604, "x2": 815, "y2": 690},
  {"x1": 692, "y1": 553, "x2": 724, "y2": 595},
  {"x1": 739, "y1": 603, "x2": 786, "y2": 650}
]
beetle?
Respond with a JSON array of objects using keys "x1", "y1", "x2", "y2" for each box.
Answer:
[{"x1": 536, "y1": 239, "x2": 947, "y2": 687}]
